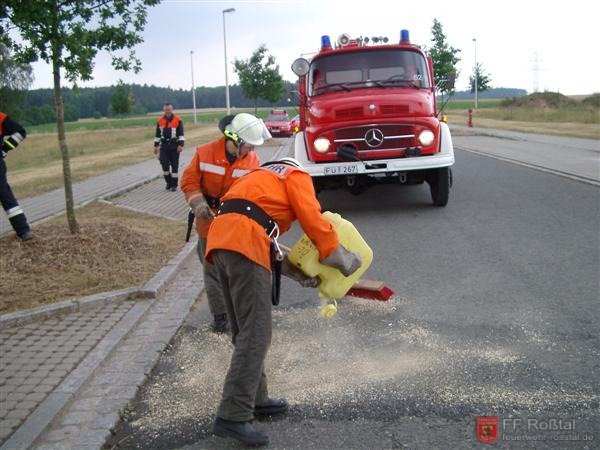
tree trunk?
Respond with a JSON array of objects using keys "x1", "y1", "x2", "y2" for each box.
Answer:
[{"x1": 52, "y1": 55, "x2": 78, "y2": 233}]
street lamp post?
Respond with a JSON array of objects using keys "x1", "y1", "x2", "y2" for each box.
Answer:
[
  {"x1": 473, "y1": 38, "x2": 478, "y2": 109},
  {"x1": 190, "y1": 50, "x2": 197, "y2": 124},
  {"x1": 222, "y1": 8, "x2": 235, "y2": 115}
]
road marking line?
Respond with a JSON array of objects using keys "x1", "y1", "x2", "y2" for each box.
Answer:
[{"x1": 456, "y1": 146, "x2": 600, "y2": 187}]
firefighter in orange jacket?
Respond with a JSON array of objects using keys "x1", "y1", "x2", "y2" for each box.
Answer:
[
  {"x1": 154, "y1": 103, "x2": 184, "y2": 191},
  {"x1": 206, "y1": 157, "x2": 362, "y2": 446},
  {"x1": 1, "y1": 112, "x2": 32, "y2": 241},
  {"x1": 181, "y1": 113, "x2": 263, "y2": 332}
]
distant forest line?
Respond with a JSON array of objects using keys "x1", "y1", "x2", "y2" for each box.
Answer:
[
  {"x1": 6, "y1": 82, "x2": 299, "y2": 126},
  {"x1": 6, "y1": 84, "x2": 528, "y2": 127}
]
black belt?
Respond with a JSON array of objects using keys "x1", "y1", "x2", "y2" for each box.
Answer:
[
  {"x1": 217, "y1": 199, "x2": 282, "y2": 305},
  {"x1": 217, "y1": 199, "x2": 276, "y2": 236}
]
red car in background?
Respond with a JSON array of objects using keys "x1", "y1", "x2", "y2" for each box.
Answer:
[{"x1": 264, "y1": 110, "x2": 298, "y2": 137}]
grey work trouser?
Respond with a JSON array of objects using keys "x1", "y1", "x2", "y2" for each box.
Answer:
[
  {"x1": 213, "y1": 249, "x2": 272, "y2": 422},
  {"x1": 197, "y1": 238, "x2": 227, "y2": 316}
]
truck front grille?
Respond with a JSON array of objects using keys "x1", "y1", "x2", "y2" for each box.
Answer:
[
  {"x1": 333, "y1": 124, "x2": 415, "y2": 153},
  {"x1": 335, "y1": 106, "x2": 364, "y2": 119}
]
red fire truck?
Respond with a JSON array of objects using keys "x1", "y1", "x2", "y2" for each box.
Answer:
[{"x1": 291, "y1": 30, "x2": 455, "y2": 206}]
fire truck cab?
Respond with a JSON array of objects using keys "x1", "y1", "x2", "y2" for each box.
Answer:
[{"x1": 291, "y1": 30, "x2": 455, "y2": 206}]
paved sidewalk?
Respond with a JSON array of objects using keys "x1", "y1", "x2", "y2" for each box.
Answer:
[
  {"x1": 0, "y1": 149, "x2": 196, "y2": 236},
  {"x1": 33, "y1": 256, "x2": 204, "y2": 450},
  {"x1": 0, "y1": 302, "x2": 134, "y2": 443}
]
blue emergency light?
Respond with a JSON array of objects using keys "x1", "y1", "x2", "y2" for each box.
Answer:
[
  {"x1": 400, "y1": 29, "x2": 410, "y2": 44},
  {"x1": 321, "y1": 35, "x2": 332, "y2": 49}
]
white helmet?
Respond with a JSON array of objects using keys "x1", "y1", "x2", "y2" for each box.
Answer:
[
  {"x1": 227, "y1": 113, "x2": 271, "y2": 146},
  {"x1": 262, "y1": 157, "x2": 304, "y2": 170}
]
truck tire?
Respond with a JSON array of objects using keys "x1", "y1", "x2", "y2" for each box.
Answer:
[{"x1": 428, "y1": 167, "x2": 450, "y2": 207}]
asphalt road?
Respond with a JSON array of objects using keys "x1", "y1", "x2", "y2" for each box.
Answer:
[
  {"x1": 105, "y1": 142, "x2": 599, "y2": 449},
  {"x1": 451, "y1": 128, "x2": 599, "y2": 184}
]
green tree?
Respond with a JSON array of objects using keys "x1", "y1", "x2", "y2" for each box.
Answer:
[
  {"x1": 429, "y1": 18, "x2": 461, "y2": 96},
  {"x1": 469, "y1": 62, "x2": 492, "y2": 93},
  {"x1": 0, "y1": 42, "x2": 33, "y2": 119},
  {"x1": 233, "y1": 45, "x2": 285, "y2": 113},
  {"x1": 1, "y1": 0, "x2": 159, "y2": 233},
  {"x1": 110, "y1": 81, "x2": 134, "y2": 116}
]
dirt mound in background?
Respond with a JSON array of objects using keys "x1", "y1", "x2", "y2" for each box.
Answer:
[
  {"x1": 501, "y1": 92, "x2": 578, "y2": 109},
  {"x1": 582, "y1": 93, "x2": 600, "y2": 107}
]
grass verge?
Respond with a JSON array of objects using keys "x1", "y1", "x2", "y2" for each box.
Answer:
[
  {"x1": 25, "y1": 108, "x2": 280, "y2": 134},
  {"x1": 444, "y1": 109, "x2": 599, "y2": 139},
  {"x1": 0, "y1": 202, "x2": 186, "y2": 315},
  {"x1": 5, "y1": 123, "x2": 221, "y2": 199}
]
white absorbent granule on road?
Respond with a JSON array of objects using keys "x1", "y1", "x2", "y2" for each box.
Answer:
[{"x1": 132, "y1": 295, "x2": 597, "y2": 435}]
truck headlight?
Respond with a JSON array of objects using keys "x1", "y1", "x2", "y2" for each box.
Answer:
[
  {"x1": 418, "y1": 130, "x2": 435, "y2": 146},
  {"x1": 314, "y1": 137, "x2": 331, "y2": 153}
]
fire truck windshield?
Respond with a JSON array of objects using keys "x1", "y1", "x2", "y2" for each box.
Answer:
[{"x1": 309, "y1": 49, "x2": 430, "y2": 96}]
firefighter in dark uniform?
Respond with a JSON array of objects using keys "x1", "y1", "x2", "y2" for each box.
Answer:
[
  {"x1": 1, "y1": 112, "x2": 32, "y2": 241},
  {"x1": 154, "y1": 103, "x2": 184, "y2": 191}
]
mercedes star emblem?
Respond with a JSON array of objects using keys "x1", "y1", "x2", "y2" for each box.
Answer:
[{"x1": 365, "y1": 128, "x2": 384, "y2": 148}]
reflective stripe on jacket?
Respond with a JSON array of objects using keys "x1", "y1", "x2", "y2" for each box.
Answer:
[
  {"x1": 205, "y1": 164, "x2": 340, "y2": 271},
  {"x1": 180, "y1": 136, "x2": 260, "y2": 237}
]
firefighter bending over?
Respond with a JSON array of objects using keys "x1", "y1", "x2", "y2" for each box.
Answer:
[{"x1": 205, "y1": 157, "x2": 362, "y2": 446}]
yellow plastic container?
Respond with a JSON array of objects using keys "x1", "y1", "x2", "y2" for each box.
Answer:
[{"x1": 288, "y1": 211, "x2": 373, "y2": 300}]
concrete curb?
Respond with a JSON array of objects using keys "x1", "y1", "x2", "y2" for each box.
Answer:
[
  {"x1": 139, "y1": 237, "x2": 198, "y2": 299},
  {"x1": 0, "y1": 288, "x2": 137, "y2": 330},
  {"x1": 0, "y1": 236, "x2": 200, "y2": 450},
  {"x1": 0, "y1": 236, "x2": 198, "y2": 330}
]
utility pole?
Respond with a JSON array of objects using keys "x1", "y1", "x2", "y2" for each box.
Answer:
[
  {"x1": 473, "y1": 38, "x2": 478, "y2": 109},
  {"x1": 222, "y1": 8, "x2": 235, "y2": 114},
  {"x1": 190, "y1": 50, "x2": 197, "y2": 124},
  {"x1": 533, "y1": 51, "x2": 539, "y2": 93}
]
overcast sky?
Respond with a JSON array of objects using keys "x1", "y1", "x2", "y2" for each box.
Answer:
[{"x1": 28, "y1": 0, "x2": 599, "y2": 96}]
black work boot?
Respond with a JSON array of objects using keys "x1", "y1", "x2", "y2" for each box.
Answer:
[
  {"x1": 212, "y1": 417, "x2": 269, "y2": 446},
  {"x1": 18, "y1": 230, "x2": 33, "y2": 241},
  {"x1": 211, "y1": 314, "x2": 228, "y2": 333},
  {"x1": 164, "y1": 174, "x2": 172, "y2": 190},
  {"x1": 170, "y1": 176, "x2": 178, "y2": 192},
  {"x1": 254, "y1": 398, "x2": 289, "y2": 416}
]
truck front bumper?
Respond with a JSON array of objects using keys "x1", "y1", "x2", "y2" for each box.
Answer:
[{"x1": 293, "y1": 122, "x2": 455, "y2": 177}]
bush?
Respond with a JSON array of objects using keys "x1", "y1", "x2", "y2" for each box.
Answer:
[{"x1": 93, "y1": 111, "x2": 102, "y2": 119}]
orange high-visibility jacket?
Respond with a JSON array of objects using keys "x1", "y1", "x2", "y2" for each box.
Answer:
[
  {"x1": 154, "y1": 114, "x2": 184, "y2": 147},
  {"x1": 205, "y1": 163, "x2": 340, "y2": 271},
  {"x1": 180, "y1": 136, "x2": 260, "y2": 237}
]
